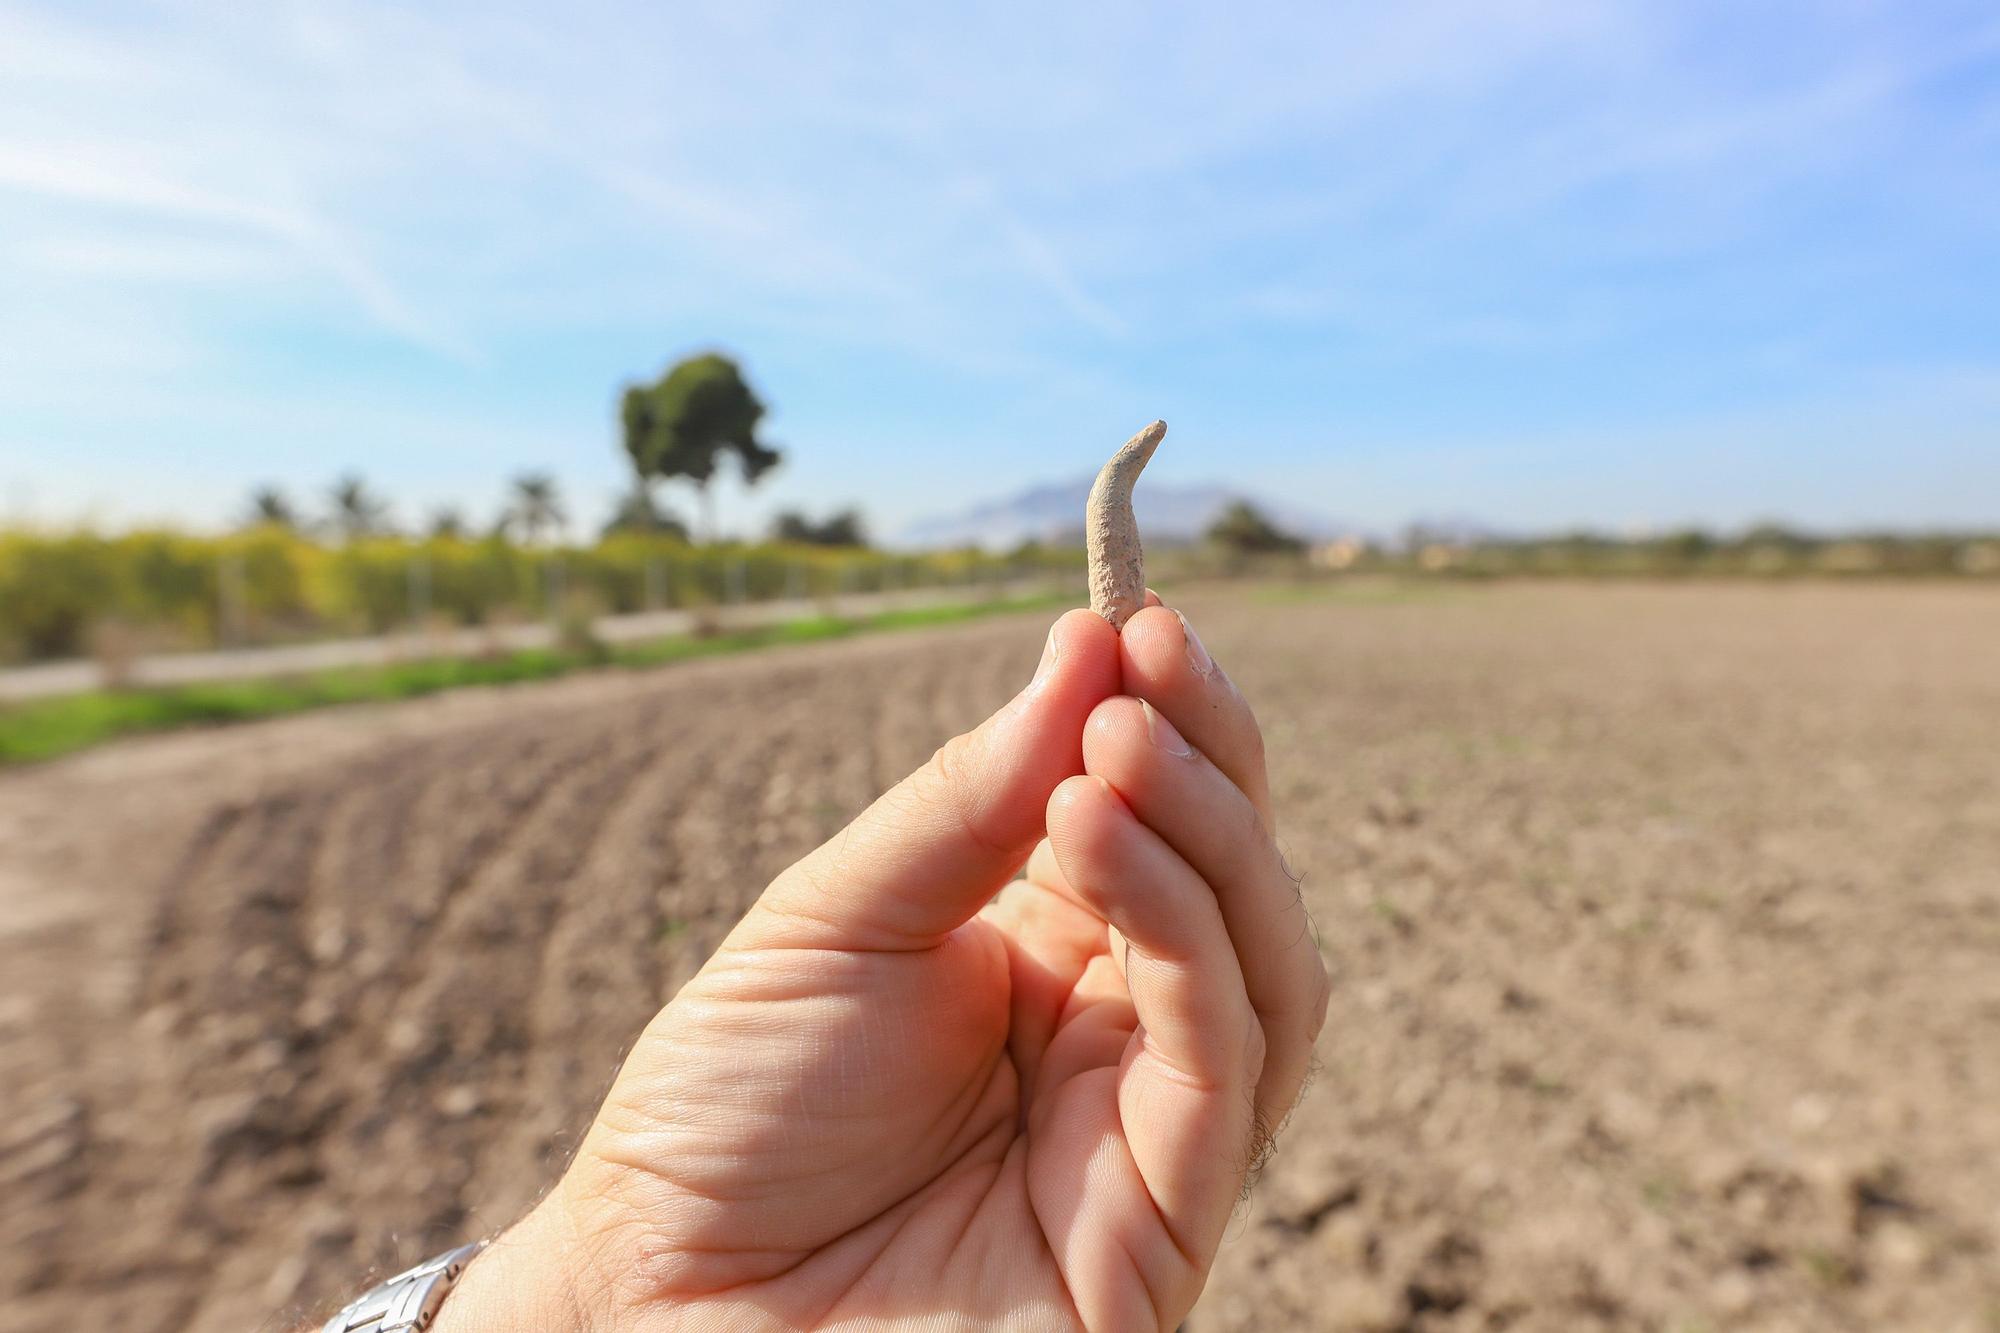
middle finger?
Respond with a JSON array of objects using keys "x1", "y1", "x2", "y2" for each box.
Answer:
[{"x1": 1082, "y1": 695, "x2": 1329, "y2": 1127}]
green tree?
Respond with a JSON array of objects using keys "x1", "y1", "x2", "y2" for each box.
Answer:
[
  {"x1": 1205, "y1": 500, "x2": 1304, "y2": 555},
  {"x1": 771, "y1": 507, "x2": 868, "y2": 547},
  {"x1": 428, "y1": 506, "x2": 469, "y2": 540},
  {"x1": 621, "y1": 353, "x2": 782, "y2": 542},
  {"x1": 505, "y1": 472, "x2": 567, "y2": 546},
  {"x1": 245, "y1": 485, "x2": 299, "y2": 530},
  {"x1": 1740, "y1": 521, "x2": 1808, "y2": 551},
  {"x1": 602, "y1": 486, "x2": 690, "y2": 541},
  {"x1": 1664, "y1": 524, "x2": 1712, "y2": 556},
  {"x1": 1658, "y1": 527, "x2": 1714, "y2": 566},
  {"x1": 327, "y1": 474, "x2": 391, "y2": 542}
]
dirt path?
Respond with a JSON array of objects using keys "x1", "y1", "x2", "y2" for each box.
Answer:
[
  {"x1": 0, "y1": 581, "x2": 1045, "y2": 701},
  {"x1": 2, "y1": 583, "x2": 1995, "y2": 1331}
]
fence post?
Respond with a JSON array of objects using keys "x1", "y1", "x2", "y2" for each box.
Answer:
[
  {"x1": 217, "y1": 551, "x2": 248, "y2": 648},
  {"x1": 408, "y1": 553, "x2": 432, "y2": 635},
  {"x1": 643, "y1": 554, "x2": 663, "y2": 612}
]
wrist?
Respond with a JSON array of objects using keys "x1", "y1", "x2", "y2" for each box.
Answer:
[{"x1": 429, "y1": 1197, "x2": 609, "y2": 1333}]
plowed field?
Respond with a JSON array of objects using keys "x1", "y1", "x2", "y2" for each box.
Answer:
[{"x1": 3, "y1": 583, "x2": 1995, "y2": 1331}]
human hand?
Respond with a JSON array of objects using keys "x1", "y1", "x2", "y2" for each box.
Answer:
[{"x1": 436, "y1": 603, "x2": 1329, "y2": 1331}]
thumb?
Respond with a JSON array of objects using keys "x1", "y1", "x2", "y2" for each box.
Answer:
[{"x1": 751, "y1": 608, "x2": 1121, "y2": 949}]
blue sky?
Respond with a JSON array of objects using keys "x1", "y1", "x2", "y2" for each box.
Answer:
[{"x1": 2, "y1": 0, "x2": 1996, "y2": 540}]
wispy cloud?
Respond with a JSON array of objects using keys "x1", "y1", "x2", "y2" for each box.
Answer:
[
  {"x1": 0, "y1": 0, "x2": 1994, "y2": 532},
  {"x1": 942, "y1": 172, "x2": 1128, "y2": 338},
  {"x1": 0, "y1": 141, "x2": 469, "y2": 360}
]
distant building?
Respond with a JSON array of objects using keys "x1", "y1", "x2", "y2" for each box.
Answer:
[{"x1": 1311, "y1": 536, "x2": 1368, "y2": 570}]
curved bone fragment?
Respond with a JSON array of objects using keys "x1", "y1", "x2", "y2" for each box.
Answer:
[{"x1": 1086, "y1": 419, "x2": 1167, "y2": 630}]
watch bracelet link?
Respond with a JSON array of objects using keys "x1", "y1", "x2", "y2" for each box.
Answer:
[{"x1": 320, "y1": 1240, "x2": 486, "y2": 1333}]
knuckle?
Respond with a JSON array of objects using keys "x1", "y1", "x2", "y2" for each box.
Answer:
[
  {"x1": 1308, "y1": 962, "x2": 1333, "y2": 1036},
  {"x1": 1242, "y1": 794, "x2": 1270, "y2": 843},
  {"x1": 1243, "y1": 1010, "x2": 1270, "y2": 1084},
  {"x1": 915, "y1": 731, "x2": 1009, "y2": 861},
  {"x1": 929, "y1": 730, "x2": 976, "y2": 791}
]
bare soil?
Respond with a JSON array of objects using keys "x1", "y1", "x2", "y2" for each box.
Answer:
[{"x1": 2, "y1": 583, "x2": 1995, "y2": 1332}]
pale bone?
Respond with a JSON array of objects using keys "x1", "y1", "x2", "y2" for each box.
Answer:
[{"x1": 1086, "y1": 420, "x2": 1167, "y2": 630}]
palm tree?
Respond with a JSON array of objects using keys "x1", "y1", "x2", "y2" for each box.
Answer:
[
  {"x1": 245, "y1": 485, "x2": 299, "y2": 530},
  {"x1": 328, "y1": 473, "x2": 391, "y2": 542},
  {"x1": 505, "y1": 472, "x2": 566, "y2": 547}
]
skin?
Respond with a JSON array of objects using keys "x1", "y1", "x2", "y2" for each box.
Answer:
[
  {"x1": 417, "y1": 598, "x2": 1328, "y2": 1332},
  {"x1": 1085, "y1": 421, "x2": 1166, "y2": 630}
]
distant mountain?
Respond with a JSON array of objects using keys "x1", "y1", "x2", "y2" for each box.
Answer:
[{"x1": 896, "y1": 476, "x2": 1360, "y2": 551}]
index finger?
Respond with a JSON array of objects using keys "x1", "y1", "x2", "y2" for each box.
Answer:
[{"x1": 1117, "y1": 604, "x2": 1273, "y2": 829}]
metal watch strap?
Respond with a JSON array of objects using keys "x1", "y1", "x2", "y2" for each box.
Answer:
[{"x1": 320, "y1": 1241, "x2": 486, "y2": 1333}]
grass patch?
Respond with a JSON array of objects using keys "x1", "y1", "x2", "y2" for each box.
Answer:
[{"x1": 0, "y1": 593, "x2": 1070, "y2": 767}]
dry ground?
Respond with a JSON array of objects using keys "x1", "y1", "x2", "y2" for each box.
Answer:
[{"x1": 1, "y1": 582, "x2": 1995, "y2": 1332}]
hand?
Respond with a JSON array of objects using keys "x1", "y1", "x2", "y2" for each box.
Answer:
[{"x1": 437, "y1": 604, "x2": 1329, "y2": 1331}]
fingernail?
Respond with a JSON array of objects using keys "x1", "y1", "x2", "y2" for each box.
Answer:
[
  {"x1": 1175, "y1": 610, "x2": 1214, "y2": 677},
  {"x1": 1030, "y1": 623, "x2": 1060, "y2": 688},
  {"x1": 1140, "y1": 699, "x2": 1192, "y2": 757}
]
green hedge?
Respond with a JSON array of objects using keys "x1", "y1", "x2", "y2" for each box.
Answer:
[{"x1": 0, "y1": 528, "x2": 1081, "y2": 663}]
